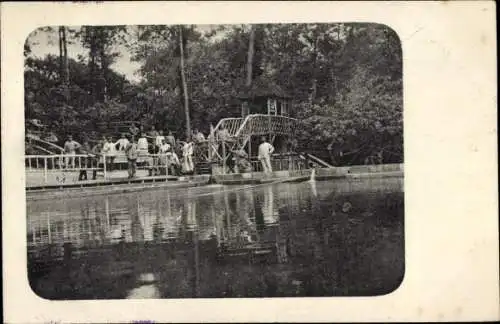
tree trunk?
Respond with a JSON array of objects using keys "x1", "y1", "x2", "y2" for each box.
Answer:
[
  {"x1": 88, "y1": 27, "x2": 98, "y2": 103},
  {"x1": 309, "y1": 37, "x2": 319, "y2": 105},
  {"x1": 58, "y1": 27, "x2": 64, "y2": 82},
  {"x1": 99, "y1": 28, "x2": 108, "y2": 102},
  {"x1": 179, "y1": 26, "x2": 191, "y2": 140},
  {"x1": 61, "y1": 26, "x2": 69, "y2": 85},
  {"x1": 246, "y1": 25, "x2": 255, "y2": 87}
]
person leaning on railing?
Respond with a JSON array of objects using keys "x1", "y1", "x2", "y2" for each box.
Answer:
[
  {"x1": 165, "y1": 149, "x2": 181, "y2": 176},
  {"x1": 233, "y1": 149, "x2": 252, "y2": 173},
  {"x1": 165, "y1": 130, "x2": 176, "y2": 149},
  {"x1": 91, "y1": 141, "x2": 104, "y2": 179},
  {"x1": 77, "y1": 140, "x2": 94, "y2": 181}
]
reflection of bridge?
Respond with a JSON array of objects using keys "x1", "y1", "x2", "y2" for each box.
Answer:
[
  {"x1": 27, "y1": 184, "x2": 289, "y2": 265},
  {"x1": 28, "y1": 185, "x2": 293, "y2": 299},
  {"x1": 29, "y1": 178, "x2": 364, "y2": 299}
]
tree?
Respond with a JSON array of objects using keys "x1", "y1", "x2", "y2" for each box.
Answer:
[
  {"x1": 25, "y1": 23, "x2": 403, "y2": 164},
  {"x1": 246, "y1": 25, "x2": 255, "y2": 87},
  {"x1": 77, "y1": 26, "x2": 128, "y2": 102},
  {"x1": 179, "y1": 25, "x2": 191, "y2": 140}
]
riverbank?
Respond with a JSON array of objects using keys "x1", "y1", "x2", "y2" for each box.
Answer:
[{"x1": 26, "y1": 163, "x2": 404, "y2": 200}]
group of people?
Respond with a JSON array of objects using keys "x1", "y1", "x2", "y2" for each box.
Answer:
[
  {"x1": 61, "y1": 121, "x2": 278, "y2": 181},
  {"x1": 62, "y1": 125, "x2": 196, "y2": 180}
]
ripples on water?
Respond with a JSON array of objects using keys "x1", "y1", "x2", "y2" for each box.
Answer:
[{"x1": 27, "y1": 177, "x2": 404, "y2": 299}]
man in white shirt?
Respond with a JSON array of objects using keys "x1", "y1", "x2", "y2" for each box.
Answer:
[
  {"x1": 63, "y1": 135, "x2": 81, "y2": 168},
  {"x1": 258, "y1": 136, "x2": 274, "y2": 173},
  {"x1": 157, "y1": 139, "x2": 171, "y2": 170},
  {"x1": 116, "y1": 133, "x2": 130, "y2": 151},
  {"x1": 182, "y1": 140, "x2": 194, "y2": 174},
  {"x1": 102, "y1": 136, "x2": 117, "y2": 172},
  {"x1": 155, "y1": 130, "x2": 166, "y2": 151},
  {"x1": 137, "y1": 133, "x2": 149, "y2": 155}
]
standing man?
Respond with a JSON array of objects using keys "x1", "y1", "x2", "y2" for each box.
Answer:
[
  {"x1": 102, "y1": 136, "x2": 117, "y2": 172},
  {"x1": 182, "y1": 139, "x2": 194, "y2": 174},
  {"x1": 63, "y1": 135, "x2": 81, "y2": 169},
  {"x1": 155, "y1": 130, "x2": 166, "y2": 153},
  {"x1": 258, "y1": 136, "x2": 274, "y2": 173},
  {"x1": 91, "y1": 140, "x2": 104, "y2": 180},
  {"x1": 137, "y1": 132, "x2": 149, "y2": 155},
  {"x1": 125, "y1": 137, "x2": 139, "y2": 179}
]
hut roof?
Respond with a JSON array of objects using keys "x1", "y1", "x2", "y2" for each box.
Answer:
[{"x1": 236, "y1": 76, "x2": 291, "y2": 100}]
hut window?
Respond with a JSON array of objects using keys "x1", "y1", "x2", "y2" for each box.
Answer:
[
  {"x1": 281, "y1": 101, "x2": 288, "y2": 116},
  {"x1": 268, "y1": 98, "x2": 277, "y2": 115}
]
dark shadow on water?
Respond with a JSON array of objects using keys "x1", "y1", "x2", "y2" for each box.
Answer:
[{"x1": 27, "y1": 178, "x2": 404, "y2": 299}]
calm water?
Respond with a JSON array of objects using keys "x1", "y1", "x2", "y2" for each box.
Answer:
[{"x1": 27, "y1": 177, "x2": 404, "y2": 299}]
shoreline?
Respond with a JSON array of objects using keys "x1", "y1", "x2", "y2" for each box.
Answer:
[{"x1": 26, "y1": 163, "x2": 404, "y2": 200}]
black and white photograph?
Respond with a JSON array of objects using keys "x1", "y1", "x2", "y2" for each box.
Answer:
[{"x1": 24, "y1": 23, "x2": 404, "y2": 300}]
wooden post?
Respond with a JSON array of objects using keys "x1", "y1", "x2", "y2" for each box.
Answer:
[
  {"x1": 47, "y1": 212, "x2": 52, "y2": 244},
  {"x1": 165, "y1": 158, "x2": 169, "y2": 179},
  {"x1": 224, "y1": 190, "x2": 231, "y2": 239},
  {"x1": 43, "y1": 157, "x2": 48, "y2": 183},
  {"x1": 222, "y1": 140, "x2": 226, "y2": 175},
  {"x1": 103, "y1": 153, "x2": 107, "y2": 180},
  {"x1": 248, "y1": 136, "x2": 252, "y2": 162}
]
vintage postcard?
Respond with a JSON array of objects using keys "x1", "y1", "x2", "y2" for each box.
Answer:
[{"x1": 2, "y1": 1, "x2": 498, "y2": 323}]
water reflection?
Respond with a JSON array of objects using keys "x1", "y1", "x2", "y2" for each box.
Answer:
[{"x1": 27, "y1": 177, "x2": 404, "y2": 299}]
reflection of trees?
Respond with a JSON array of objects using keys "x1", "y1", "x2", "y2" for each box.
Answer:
[{"x1": 128, "y1": 196, "x2": 144, "y2": 242}]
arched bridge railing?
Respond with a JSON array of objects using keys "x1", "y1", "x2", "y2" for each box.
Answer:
[
  {"x1": 213, "y1": 114, "x2": 300, "y2": 139},
  {"x1": 236, "y1": 114, "x2": 299, "y2": 137},
  {"x1": 213, "y1": 117, "x2": 245, "y2": 137}
]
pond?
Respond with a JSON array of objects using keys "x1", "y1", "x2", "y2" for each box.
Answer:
[{"x1": 27, "y1": 177, "x2": 404, "y2": 299}]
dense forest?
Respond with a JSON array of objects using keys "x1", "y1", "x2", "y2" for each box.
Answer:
[{"x1": 24, "y1": 23, "x2": 403, "y2": 165}]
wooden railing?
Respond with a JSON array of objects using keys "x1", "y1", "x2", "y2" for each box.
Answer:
[
  {"x1": 236, "y1": 114, "x2": 299, "y2": 137},
  {"x1": 25, "y1": 153, "x2": 180, "y2": 187},
  {"x1": 213, "y1": 117, "x2": 245, "y2": 136}
]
